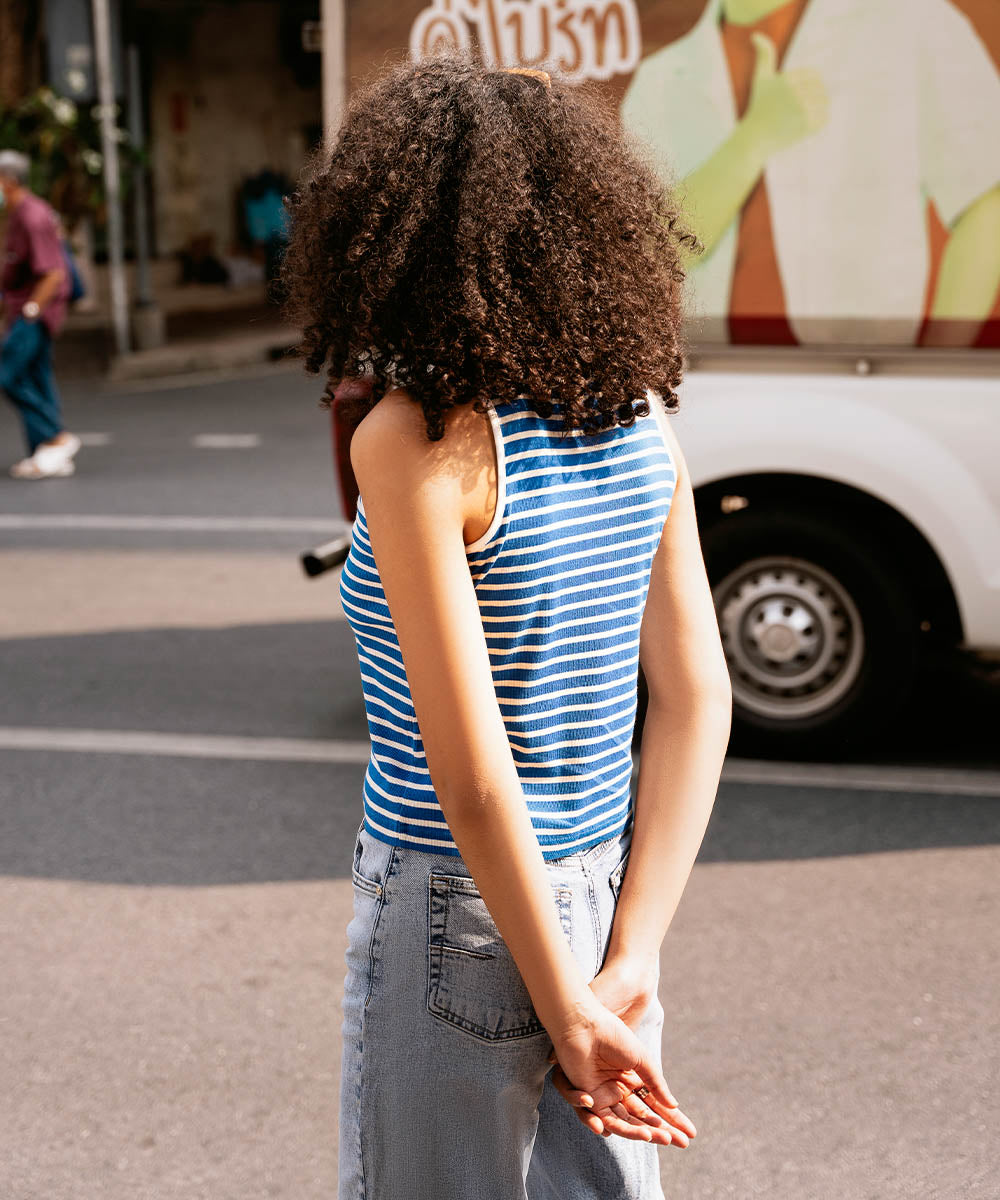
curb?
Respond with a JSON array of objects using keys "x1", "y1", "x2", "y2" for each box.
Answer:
[{"x1": 107, "y1": 329, "x2": 300, "y2": 383}]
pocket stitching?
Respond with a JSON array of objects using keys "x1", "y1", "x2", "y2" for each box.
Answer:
[
  {"x1": 354, "y1": 844, "x2": 393, "y2": 1010},
  {"x1": 609, "y1": 852, "x2": 630, "y2": 898},
  {"x1": 436, "y1": 943, "x2": 494, "y2": 962},
  {"x1": 351, "y1": 868, "x2": 382, "y2": 899}
]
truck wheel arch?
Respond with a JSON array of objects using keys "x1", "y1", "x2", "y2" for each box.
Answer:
[{"x1": 692, "y1": 472, "x2": 963, "y2": 649}]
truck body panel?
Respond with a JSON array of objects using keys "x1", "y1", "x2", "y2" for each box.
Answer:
[
  {"x1": 674, "y1": 369, "x2": 1000, "y2": 648},
  {"x1": 326, "y1": 0, "x2": 1000, "y2": 746}
]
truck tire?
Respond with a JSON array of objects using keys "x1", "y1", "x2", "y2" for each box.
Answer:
[{"x1": 698, "y1": 506, "x2": 920, "y2": 757}]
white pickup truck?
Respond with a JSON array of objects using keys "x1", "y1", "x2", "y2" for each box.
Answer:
[
  {"x1": 314, "y1": 0, "x2": 1000, "y2": 756},
  {"x1": 673, "y1": 346, "x2": 1000, "y2": 754}
]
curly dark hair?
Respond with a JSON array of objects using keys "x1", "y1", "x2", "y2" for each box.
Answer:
[{"x1": 281, "y1": 54, "x2": 698, "y2": 441}]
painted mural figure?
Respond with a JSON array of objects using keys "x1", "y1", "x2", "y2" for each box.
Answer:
[{"x1": 622, "y1": 0, "x2": 1000, "y2": 345}]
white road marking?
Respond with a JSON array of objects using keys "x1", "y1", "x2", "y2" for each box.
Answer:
[
  {"x1": 720, "y1": 757, "x2": 1000, "y2": 798},
  {"x1": 0, "y1": 515, "x2": 347, "y2": 533},
  {"x1": 0, "y1": 725, "x2": 998, "y2": 795},
  {"x1": 193, "y1": 434, "x2": 262, "y2": 449},
  {"x1": 77, "y1": 432, "x2": 113, "y2": 446},
  {"x1": 0, "y1": 727, "x2": 371, "y2": 764}
]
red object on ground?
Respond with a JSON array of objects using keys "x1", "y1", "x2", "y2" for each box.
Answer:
[{"x1": 330, "y1": 377, "x2": 371, "y2": 523}]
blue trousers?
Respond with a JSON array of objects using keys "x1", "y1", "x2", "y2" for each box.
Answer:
[
  {"x1": 339, "y1": 818, "x2": 667, "y2": 1199},
  {"x1": 1, "y1": 318, "x2": 64, "y2": 454}
]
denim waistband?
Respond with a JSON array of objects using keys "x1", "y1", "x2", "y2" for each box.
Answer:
[
  {"x1": 545, "y1": 822, "x2": 633, "y2": 874},
  {"x1": 356, "y1": 816, "x2": 632, "y2": 880}
]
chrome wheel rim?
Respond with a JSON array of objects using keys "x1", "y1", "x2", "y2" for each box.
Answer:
[{"x1": 713, "y1": 557, "x2": 865, "y2": 721}]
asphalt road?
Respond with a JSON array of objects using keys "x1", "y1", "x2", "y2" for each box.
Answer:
[{"x1": 1, "y1": 367, "x2": 998, "y2": 1200}]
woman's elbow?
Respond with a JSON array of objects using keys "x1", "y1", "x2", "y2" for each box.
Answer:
[{"x1": 646, "y1": 660, "x2": 733, "y2": 722}]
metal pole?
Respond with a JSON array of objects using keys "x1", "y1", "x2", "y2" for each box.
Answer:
[
  {"x1": 321, "y1": 0, "x2": 346, "y2": 153},
  {"x1": 91, "y1": 0, "x2": 129, "y2": 355},
  {"x1": 126, "y1": 43, "x2": 152, "y2": 307}
]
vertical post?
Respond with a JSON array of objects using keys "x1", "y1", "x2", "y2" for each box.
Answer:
[
  {"x1": 126, "y1": 44, "x2": 152, "y2": 306},
  {"x1": 91, "y1": 0, "x2": 129, "y2": 354},
  {"x1": 126, "y1": 40, "x2": 165, "y2": 349},
  {"x1": 321, "y1": 0, "x2": 346, "y2": 153}
]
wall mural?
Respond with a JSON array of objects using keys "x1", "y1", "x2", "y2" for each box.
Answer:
[{"x1": 347, "y1": 0, "x2": 1000, "y2": 347}]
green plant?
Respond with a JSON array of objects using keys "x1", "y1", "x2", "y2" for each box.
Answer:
[{"x1": 0, "y1": 86, "x2": 142, "y2": 227}]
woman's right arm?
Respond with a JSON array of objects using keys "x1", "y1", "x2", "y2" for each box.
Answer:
[
  {"x1": 608, "y1": 417, "x2": 732, "y2": 988},
  {"x1": 550, "y1": 415, "x2": 730, "y2": 1124}
]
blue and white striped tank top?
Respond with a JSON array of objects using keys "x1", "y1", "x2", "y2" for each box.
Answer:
[{"x1": 339, "y1": 394, "x2": 677, "y2": 860}]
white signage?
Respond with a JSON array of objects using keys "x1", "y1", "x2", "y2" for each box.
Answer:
[{"x1": 409, "y1": 0, "x2": 641, "y2": 83}]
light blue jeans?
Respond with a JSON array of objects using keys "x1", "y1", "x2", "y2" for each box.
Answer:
[{"x1": 338, "y1": 818, "x2": 666, "y2": 1199}]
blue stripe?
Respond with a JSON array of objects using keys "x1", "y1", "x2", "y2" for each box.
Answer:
[{"x1": 340, "y1": 397, "x2": 675, "y2": 861}]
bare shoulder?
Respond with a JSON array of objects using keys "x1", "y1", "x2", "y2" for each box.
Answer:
[
  {"x1": 350, "y1": 387, "x2": 494, "y2": 509},
  {"x1": 349, "y1": 388, "x2": 426, "y2": 469}
]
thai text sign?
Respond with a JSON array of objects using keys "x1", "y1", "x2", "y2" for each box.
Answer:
[{"x1": 409, "y1": 0, "x2": 641, "y2": 82}]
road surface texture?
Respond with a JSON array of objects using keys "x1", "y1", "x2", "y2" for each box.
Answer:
[{"x1": 2, "y1": 367, "x2": 998, "y2": 1199}]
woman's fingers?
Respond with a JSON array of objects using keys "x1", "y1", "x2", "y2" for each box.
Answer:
[
  {"x1": 566, "y1": 1090, "x2": 690, "y2": 1147},
  {"x1": 605, "y1": 1071, "x2": 689, "y2": 1134},
  {"x1": 595, "y1": 1109, "x2": 674, "y2": 1144},
  {"x1": 610, "y1": 1100, "x2": 675, "y2": 1139},
  {"x1": 632, "y1": 1085, "x2": 698, "y2": 1139},
  {"x1": 611, "y1": 1101, "x2": 651, "y2": 1128},
  {"x1": 579, "y1": 1076, "x2": 640, "y2": 1114},
  {"x1": 620, "y1": 1091, "x2": 668, "y2": 1126},
  {"x1": 605, "y1": 1105, "x2": 690, "y2": 1147},
  {"x1": 570, "y1": 1104, "x2": 608, "y2": 1138},
  {"x1": 660, "y1": 1103, "x2": 698, "y2": 1139},
  {"x1": 623, "y1": 1081, "x2": 698, "y2": 1140},
  {"x1": 548, "y1": 1069, "x2": 609, "y2": 1138},
  {"x1": 552, "y1": 1066, "x2": 662, "y2": 1130},
  {"x1": 549, "y1": 1065, "x2": 596, "y2": 1112},
  {"x1": 614, "y1": 1101, "x2": 691, "y2": 1148},
  {"x1": 634, "y1": 1050, "x2": 679, "y2": 1110},
  {"x1": 616, "y1": 1074, "x2": 698, "y2": 1140},
  {"x1": 604, "y1": 1080, "x2": 697, "y2": 1141},
  {"x1": 549, "y1": 1058, "x2": 696, "y2": 1145}
]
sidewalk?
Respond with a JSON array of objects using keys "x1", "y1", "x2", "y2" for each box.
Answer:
[{"x1": 60, "y1": 259, "x2": 300, "y2": 383}]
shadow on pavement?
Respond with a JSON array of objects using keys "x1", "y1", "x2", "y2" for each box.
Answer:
[
  {"x1": 699, "y1": 782, "x2": 999, "y2": 863},
  {"x1": 1, "y1": 748, "x2": 997, "y2": 887},
  {"x1": 0, "y1": 621, "x2": 366, "y2": 741},
  {"x1": 1, "y1": 621, "x2": 998, "y2": 886}
]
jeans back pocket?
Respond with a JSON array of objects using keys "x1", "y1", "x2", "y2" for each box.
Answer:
[{"x1": 426, "y1": 873, "x2": 572, "y2": 1042}]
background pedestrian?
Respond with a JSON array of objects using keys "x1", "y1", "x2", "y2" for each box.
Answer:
[{"x1": 0, "y1": 148, "x2": 80, "y2": 479}]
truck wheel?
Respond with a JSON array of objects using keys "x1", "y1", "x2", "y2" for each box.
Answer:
[{"x1": 700, "y1": 508, "x2": 919, "y2": 757}]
